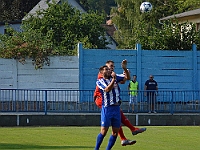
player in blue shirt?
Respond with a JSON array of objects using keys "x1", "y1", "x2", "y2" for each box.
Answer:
[{"x1": 95, "y1": 65, "x2": 124, "y2": 150}]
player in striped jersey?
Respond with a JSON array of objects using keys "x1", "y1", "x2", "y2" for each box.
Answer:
[
  {"x1": 94, "y1": 60, "x2": 146, "y2": 146},
  {"x1": 95, "y1": 65, "x2": 122, "y2": 150}
]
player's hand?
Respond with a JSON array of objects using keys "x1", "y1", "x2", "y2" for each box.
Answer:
[
  {"x1": 111, "y1": 72, "x2": 116, "y2": 79},
  {"x1": 121, "y1": 59, "x2": 127, "y2": 70}
]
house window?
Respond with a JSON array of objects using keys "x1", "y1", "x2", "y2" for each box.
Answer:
[{"x1": 196, "y1": 23, "x2": 200, "y2": 31}]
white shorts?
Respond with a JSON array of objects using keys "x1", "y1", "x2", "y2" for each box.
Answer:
[{"x1": 129, "y1": 95, "x2": 137, "y2": 104}]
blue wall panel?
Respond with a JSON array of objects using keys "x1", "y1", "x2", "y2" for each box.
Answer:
[{"x1": 78, "y1": 43, "x2": 200, "y2": 100}]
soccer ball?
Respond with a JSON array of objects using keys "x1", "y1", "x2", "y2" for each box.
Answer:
[{"x1": 140, "y1": 2, "x2": 152, "y2": 13}]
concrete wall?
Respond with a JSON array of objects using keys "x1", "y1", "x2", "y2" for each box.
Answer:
[
  {"x1": 0, "y1": 56, "x2": 79, "y2": 89},
  {"x1": 0, "y1": 113, "x2": 200, "y2": 126}
]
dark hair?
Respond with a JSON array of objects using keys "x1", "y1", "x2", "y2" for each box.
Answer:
[
  {"x1": 99, "y1": 65, "x2": 108, "y2": 72},
  {"x1": 133, "y1": 75, "x2": 137, "y2": 77},
  {"x1": 106, "y1": 60, "x2": 114, "y2": 64}
]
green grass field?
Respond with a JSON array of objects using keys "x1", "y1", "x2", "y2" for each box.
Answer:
[{"x1": 0, "y1": 126, "x2": 199, "y2": 150}]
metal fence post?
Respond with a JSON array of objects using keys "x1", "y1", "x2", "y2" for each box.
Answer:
[
  {"x1": 170, "y1": 91, "x2": 174, "y2": 114},
  {"x1": 44, "y1": 90, "x2": 47, "y2": 115}
]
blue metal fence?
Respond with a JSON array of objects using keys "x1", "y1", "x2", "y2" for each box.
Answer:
[{"x1": 0, "y1": 89, "x2": 200, "y2": 114}]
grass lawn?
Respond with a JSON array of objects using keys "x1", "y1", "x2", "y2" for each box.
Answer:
[{"x1": 0, "y1": 126, "x2": 199, "y2": 150}]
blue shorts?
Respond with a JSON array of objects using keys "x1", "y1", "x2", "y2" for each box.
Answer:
[{"x1": 101, "y1": 105, "x2": 121, "y2": 128}]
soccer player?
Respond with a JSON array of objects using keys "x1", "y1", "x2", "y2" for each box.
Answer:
[
  {"x1": 94, "y1": 60, "x2": 146, "y2": 146},
  {"x1": 94, "y1": 65, "x2": 121, "y2": 150}
]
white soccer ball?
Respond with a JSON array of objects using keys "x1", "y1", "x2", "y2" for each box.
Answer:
[{"x1": 140, "y1": 2, "x2": 152, "y2": 13}]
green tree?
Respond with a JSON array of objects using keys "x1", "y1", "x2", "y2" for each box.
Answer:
[
  {"x1": 137, "y1": 20, "x2": 200, "y2": 50},
  {"x1": 79, "y1": 0, "x2": 116, "y2": 15},
  {"x1": 177, "y1": 0, "x2": 200, "y2": 12},
  {"x1": 0, "y1": 0, "x2": 40, "y2": 21},
  {"x1": 111, "y1": 0, "x2": 200, "y2": 49},
  {"x1": 0, "y1": 1, "x2": 108, "y2": 69}
]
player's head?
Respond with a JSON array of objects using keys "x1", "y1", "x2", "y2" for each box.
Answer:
[
  {"x1": 105, "y1": 60, "x2": 115, "y2": 72},
  {"x1": 99, "y1": 65, "x2": 110, "y2": 78}
]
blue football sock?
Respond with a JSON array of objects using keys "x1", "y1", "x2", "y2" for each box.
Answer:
[
  {"x1": 106, "y1": 135, "x2": 117, "y2": 150},
  {"x1": 94, "y1": 133, "x2": 104, "y2": 150}
]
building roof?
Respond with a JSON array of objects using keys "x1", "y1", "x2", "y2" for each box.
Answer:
[
  {"x1": 23, "y1": 0, "x2": 86, "y2": 20},
  {"x1": 101, "y1": 20, "x2": 118, "y2": 46},
  {"x1": 101, "y1": 24, "x2": 116, "y2": 37},
  {"x1": 159, "y1": 8, "x2": 200, "y2": 21}
]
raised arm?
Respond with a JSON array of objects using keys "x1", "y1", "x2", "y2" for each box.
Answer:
[{"x1": 121, "y1": 59, "x2": 130, "y2": 80}]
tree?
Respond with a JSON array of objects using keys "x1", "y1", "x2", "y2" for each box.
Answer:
[
  {"x1": 137, "y1": 20, "x2": 200, "y2": 50},
  {"x1": 0, "y1": 1, "x2": 108, "y2": 69},
  {"x1": 111, "y1": 0, "x2": 200, "y2": 50},
  {"x1": 79, "y1": 0, "x2": 116, "y2": 15},
  {"x1": 0, "y1": 0, "x2": 40, "y2": 21},
  {"x1": 177, "y1": 0, "x2": 200, "y2": 12}
]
